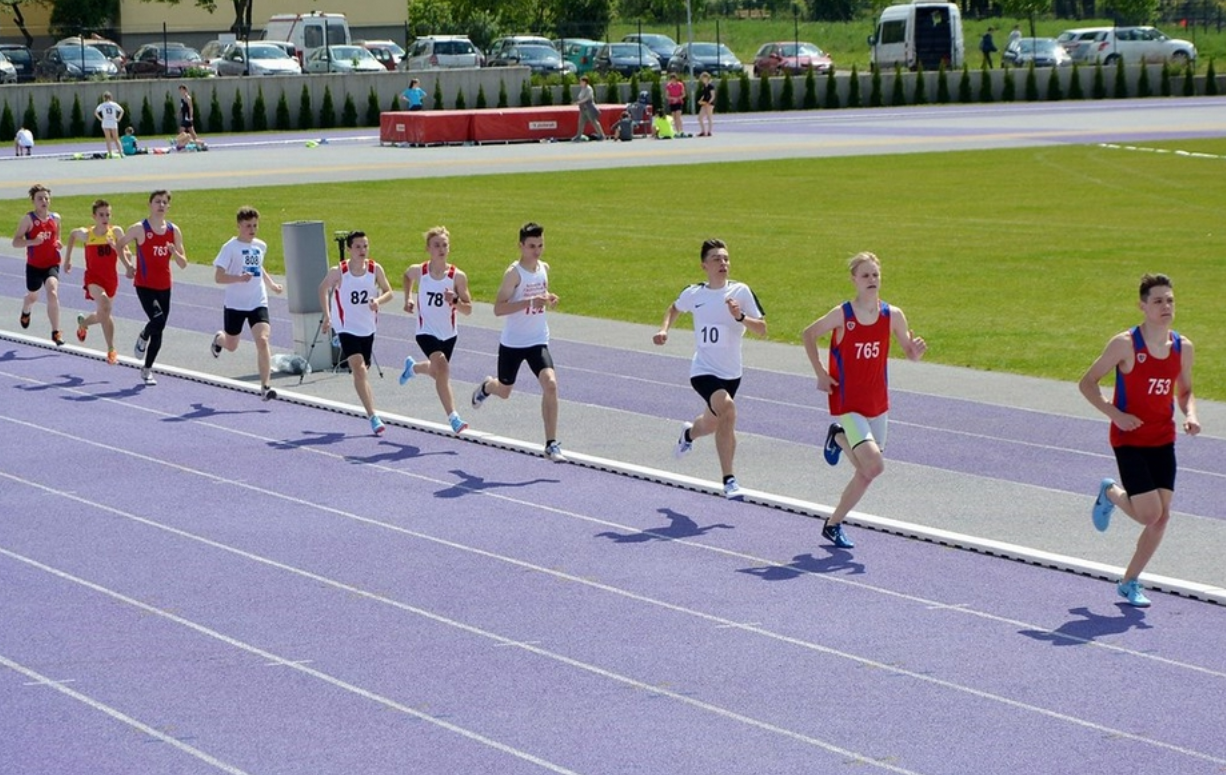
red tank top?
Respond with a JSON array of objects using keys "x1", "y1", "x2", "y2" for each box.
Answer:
[
  {"x1": 1110, "y1": 327, "x2": 1181, "y2": 448},
  {"x1": 25, "y1": 212, "x2": 61, "y2": 269},
  {"x1": 828, "y1": 301, "x2": 891, "y2": 417},
  {"x1": 134, "y1": 219, "x2": 176, "y2": 290}
]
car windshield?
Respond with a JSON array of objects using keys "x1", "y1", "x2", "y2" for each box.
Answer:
[
  {"x1": 244, "y1": 45, "x2": 289, "y2": 59},
  {"x1": 1026, "y1": 39, "x2": 1059, "y2": 54},
  {"x1": 687, "y1": 43, "x2": 734, "y2": 58},
  {"x1": 638, "y1": 35, "x2": 676, "y2": 49},
  {"x1": 778, "y1": 42, "x2": 824, "y2": 57},
  {"x1": 164, "y1": 47, "x2": 203, "y2": 62},
  {"x1": 610, "y1": 43, "x2": 652, "y2": 58},
  {"x1": 59, "y1": 46, "x2": 110, "y2": 64},
  {"x1": 330, "y1": 46, "x2": 373, "y2": 61},
  {"x1": 516, "y1": 46, "x2": 559, "y2": 62}
]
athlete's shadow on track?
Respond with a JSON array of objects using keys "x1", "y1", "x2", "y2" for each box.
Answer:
[
  {"x1": 1018, "y1": 605, "x2": 1151, "y2": 646},
  {"x1": 267, "y1": 430, "x2": 348, "y2": 450},
  {"x1": 433, "y1": 469, "x2": 560, "y2": 499},
  {"x1": 596, "y1": 507, "x2": 734, "y2": 544},
  {"x1": 0, "y1": 349, "x2": 56, "y2": 363},
  {"x1": 61, "y1": 383, "x2": 145, "y2": 401},
  {"x1": 18, "y1": 374, "x2": 104, "y2": 392},
  {"x1": 349, "y1": 441, "x2": 457, "y2": 465},
  {"x1": 737, "y1": 550, "x2": 866, "y2": 580},
  {"x1": 162, "y1": 403, "x2": 272, "y2": 422}
]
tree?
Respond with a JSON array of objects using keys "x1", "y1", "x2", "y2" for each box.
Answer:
[
  {"x1": 50, "y1": 0, "x2": 119, "y2": 36},
  {"x1": 143, "y1": 0, "x2": 255, "y2": 35},
  {"x1": 0, "y1": 0, "x2": 43, "y2": 47},
  {"x1": 997, "y1": 0, "x2": 1051, "y2": 38}
]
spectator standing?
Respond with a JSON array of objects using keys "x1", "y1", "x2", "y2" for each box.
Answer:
[
  {"x1": 95, "y1": 91, "x2": 124, "y2": 159},
  {"x1": 573, "y1": 75, "x2": 607, "y2": 141},
  {"x1": 980, "y1": 27, "x2": 998, "y2": 68},
  {"x1": 696, "y1": 71, "x2": 715, "y2": 137},
  {"x1": 400, "y1": 78, "x2": 427, "y2": 111}
]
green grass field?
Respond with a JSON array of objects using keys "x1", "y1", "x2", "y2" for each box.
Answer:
[
  {"x1": 38, "y1": 137, "x2": 1226, "y2": 399},
  {"x1": 607, "y1": 17, "x2": 1226, "y2": 72}
]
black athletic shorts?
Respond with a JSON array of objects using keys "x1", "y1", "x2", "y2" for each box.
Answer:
[
  {"x1": 223, "y1": 306, "x2": 270, "y2": 336},
  {"x1": 416, "y1": 333, "x2": 457, "y2": 361},
  {"x1": 1114, "y1": 443, "x2": 1176, "y2": 496},
  {"x1": 690, "y1": 374, "x2": 740, "y2": 412},
  {"x1": 26, "y1": 264, "x2": 59, "y2": 293},
  {"x1": 337, "y1": 332, "x2": 374, "y2": 367},
  {"x1": 497, "y1": 344, "x2": 553, "y2": 385}
]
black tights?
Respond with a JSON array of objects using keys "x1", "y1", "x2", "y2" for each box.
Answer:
[{"x1": 135, "y1": 286, "x2": 172, "y2": 368}]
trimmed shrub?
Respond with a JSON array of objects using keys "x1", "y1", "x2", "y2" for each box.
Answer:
[
  {"x1": 1024, "y1": 63, "x2": 1038, "y2": 101},
  {"x1": 913, "y1": 63, "x2": 927, "y2": 105},
  {"x1": 1206, "y1": 59, "x2": 1218, "y2": 96},
  {"x1": 1092, "y1": 61, "x2": 1106, "y2": 99},
  {"x1": 519, "y1": 79, "x2": 533, "y2": 107},
  {"x1": 119, "y1": 101, "x2": 132, "y2": 132},
  {"x1": 651, "y1": 74, "x2": 664, "y2": 113},
  {"x1": 1047, "y1": 67, "x2": 1063, "y2": 101},
  {"x1": 46, "y1": 96, "x2": 63, "y2": 140},
  {"x1": 476, "y1": 84, "x2": 488, "y2": 109},
  {"x1": 736, "y1": 71, "x2": 751, "y2": 112},
  {"x1": 365, "y1": 88, "x2": 380, "y2": 126},
  {"x1": 139, "y1": 96, "x2": 155, "y2": 135},
  {"x1": 70, "y1": 95, "x2": 85, "y2": 137},
  {"x1": 780, "y1": 71, "x2": 795, "y2": 110},
  {"x1": 560, "y1": 74, "x2": 572, "y2": 105},
  {"x1": 0, "y1": 102, "x2": 14, "y2": 140},
  {"x1": 716, "y1": 73, "x2": 731, "y2": 113},
  {"x1": 869, "y1": 65, "x2": 882, "y2": 107},
  {"x1": 1182, "y1": 61, "x2": 1195, "y2": 96},
  {"x1": 253, "y1": 87, "x2": 268, "y2": 131},
  {"x1": 498, "y1": 80, "x2": 509, "y2": 108},
  {"x1": 757, "y1": 72, "x2": 773, "y2": 111},
  {"x1": 341, "y1": 94, "x2": 358, "y2": 127},
  {"x1": 1068, "y1": 64, "x2": 1085, "y2": 100},
  {"x1": 231, "y1": 91, "x2": 245, "y2": 132},
  {"x1": 824, "y1": 68, "x2": 839, "y2": 109},
  {"x1": 539, "y1": 82, "x2": 554, "y2": 106},
  {"x1": 276, "y1": 92, "x2": 292, "y2": 130},
  {"x1": 162, "y1": 93, "x2": 177, "y2": 134},
  {"x1": 803, "y1": 68, "x2": 817, "y2": 109},
  {"x1": 847, "y1": 64, "x2": 862, "y2": 108},
  {"x1": 1136, "y1": 64, "x2": 1151, "y2": 98},
  {"x1": 936, "y1": 62, "x2": 950, "y2": 104},
  {"x1": 23, "y1": 95, "x2": 38, "y2": 136},
  {"x1": 208, "y1": 88, "x2": 224, "y2": 133},
  {"x1": 1159, "y1": 62, "x2": 1172, "y2": 97},
  {"x1": 891, "y1": 64, "x2": 905, "y2": 105},
  {"x1": 1113, "y1": 58, "x2": 1128, "y2": 99},
  {"x1": 979, "y1": 65, "x2": 994, "y2": 103},
  {"x1": 433, "y1": 80, "x2": 444, "y2": 110},
  {"x1": 958, "y1": 65, "x2": 973, "y2": 103},
  {"x1": 298, "y1": 84, "x2": 313, "y2": 129},
  {"x1": 454, "y1": 87, "x2": 466, "y2": 110}
]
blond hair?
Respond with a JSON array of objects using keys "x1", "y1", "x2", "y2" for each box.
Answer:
[
  {"x1": 424, "y1": 225, "x2": 449, "y2": 246},
  {"x1": 848, "y1": 251, "x2": 880, "y2": 274}
]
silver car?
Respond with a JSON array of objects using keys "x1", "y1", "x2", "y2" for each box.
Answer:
[{"x1": 214, "y1": 42, "x2": 302, "y2": 76}]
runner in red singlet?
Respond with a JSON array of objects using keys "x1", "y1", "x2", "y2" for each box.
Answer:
[
  {"x1": 11, "y1": 184, "x2": 64, "y2": 345},
  {"x1": 1079, "y1": 273, "x2": 1199, "y2": 607},
  {"x1": 63, "y1": 199, "x2": 133, "y2": 365},
  {"x1": 118, "y1": 190, "x2": 187, "y2": 386}
]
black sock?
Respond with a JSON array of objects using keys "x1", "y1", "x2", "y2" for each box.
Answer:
[
  {"x1": 683, "y1": 428, "x2": 693, "y2": 443},
  {"x1": 723, "y1": 475, "x2": 734, "y2": 484}
]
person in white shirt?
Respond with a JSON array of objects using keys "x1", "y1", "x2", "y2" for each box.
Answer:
[
  {"x1": 14, "y1": 126, "x2": 34, "y2": 156},
  {"x1": 94, "y1": 91, "x2": 124, "y2": 158},
  {"x1": 470, "y1": 222, "x2": 566, "y2": 462},
  {"x1": 210, "y1": 206, "x2": 283, "y2": 400},
  {"x1": 653, "y1": 238, "x2": 766, "y2": 500}
]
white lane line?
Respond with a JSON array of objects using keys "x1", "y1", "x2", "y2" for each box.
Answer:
[
  {"x1": 0, "y1": 545, "x2": 584, "y2": 775},
  {"x1": 5, "y1": 464, "x2": 1226, "y2": 770},
  {"x1": 22, "y1": 677, "x2": 76, "y2": 686},
  {"x1": 0, "y1": 534, "x2": 923, "y2": 775},
  {"x1": 0, "y1": 652, "x2": 251, "y2": 774}
]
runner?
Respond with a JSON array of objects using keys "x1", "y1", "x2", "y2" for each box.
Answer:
[
  {"x1": 802, "y1": 252, "x2": 926, "y2": 549},
  {"x1": 118, "y1": 190, "x2": 188, "y2": 386},
  {"x1": 62, "y1": 199, "x2": 133, "y2": 364},
  {"x1": 318, "y1": 231, "x2": 394, "y2": 435},
  {"x1": 11, "y1": 184, "x2": 64, "y2": 345},
  {"x1": 653, "y1": 238, "x2": 766, "y2": 500},
  {"x1": 470, "y1": 222, "x2": 566, "y2": 462},
  {"x1": 1078, "y1": 273, "x2": 1199, "y2": 607},
  {"x1": 399, "y1": 225, "x2": 472, "y2": 434},
  {"x1": 210, "y1": 206, "x2": 284, "y2": 401}
]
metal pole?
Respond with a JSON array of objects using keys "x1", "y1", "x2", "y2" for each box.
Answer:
[{"x1": 162, "y1": 22, "x2": 168, "y2": 76}]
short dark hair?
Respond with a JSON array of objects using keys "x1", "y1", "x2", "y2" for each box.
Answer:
[
  {"x1": 519, "y1": 222, "x2": 544, "y2": 242},
  {"x1": 236, "y1": 206, "x2": 259, "y2": 222},
  {"x1": 28, "y1": 184, "x2": 50, "y2": 199},
  {"x1": 700, "y1": 238, "x2": 727, "y2": 261},
  {"x1": 149, "y1": 189, "x2": 171, "y2": 203},
  {"x1": 1139, "y1": 273, "x2": 1173, "y2": 300},
  {"x1": 91, "y1": 198, "x2": 110, "y2": 214},
  {"x1": 346, "y1": 230, "x2": 367, "y2": 248}
]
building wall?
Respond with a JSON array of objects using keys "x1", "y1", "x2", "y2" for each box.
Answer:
[{"x1": 117, "y1": 0, "x2": 407, "y2": 35}]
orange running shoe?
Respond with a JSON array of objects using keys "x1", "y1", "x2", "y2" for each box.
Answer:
[
  {"x1": 106, "y1": 349, "x2": 118, "y2": 365},
  {"x1": 76, "y1": 313, "x2": 88, "y2": 342}
]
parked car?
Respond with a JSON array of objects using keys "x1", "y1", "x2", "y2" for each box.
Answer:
[
  {"x1": 1056, "y1": 26, "x2": 1196, "y2": 66},
  {"x1": 38, "y1": 43, "x2": 119, "y2": 81},
  {"x1": 126, "y1": 43, "x2": 216, "y2": 78},
  {"x1": 402, "y1": 35, "x2": 482, "y2": 70},
  {"x1": 1003, "y1": 37, "x2": 1072, "y2": 68},
  {"x1": 303, "y1": 44, "x2": 386, "y2": 74},
  {"x1": 666, "y1": 42, "x2": 744, "y2": 75},
  {"x1": 486, "y1": 35, "x2": 553, "y2": 64},
  {"x1": 358, "y1": 39, "x2": 404, "y2": 70},
  {"x1": 0, "y1": 44, "x2": 36, "y2": 82},
  {"x1": 752, "y1": 41, "x2": 833, "y2": 76},
  {"x1": 621, "y1": 33, "x2": 677, "y2": 69},
  {"x1": 200, "y1": 39, "x2": 228, "y2": 63},
  {"x1": 486, "y1": 44, "x2": 566, "y2": 76},
  {"x1": 557, "y1": 38, "x2": 604, "y2": 75},
  {"x1": 58, "y1": 35, "x2": 127, "y2": 70},
  {"x1": 213, "y1": 42, "x2": 302, "y2": 76},
  {"x1": 593, "y1": 42, "x2": 662, "y2": 76},
  {"x1": 0, "y1": 51, "x2": 17, "y2": 83}
]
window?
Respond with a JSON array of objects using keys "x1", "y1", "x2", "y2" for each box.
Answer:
[{"x1": 880, "y1": 20, "x2": 906, "y2": 46}]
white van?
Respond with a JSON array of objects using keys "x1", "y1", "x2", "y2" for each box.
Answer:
[
  {"x1": 869, "y1": 2, "x2": 963, "y2": 71},
  {"x1": 263, "y1": 12, "x2": 350, "y2": 64}
]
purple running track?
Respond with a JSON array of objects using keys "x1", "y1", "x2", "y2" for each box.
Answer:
[{"x1": 2, "y1": 343, "x2": 1225, "y2": 775}]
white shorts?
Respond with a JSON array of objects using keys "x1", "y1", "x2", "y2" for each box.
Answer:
[
  {"x1": 838, "y1": 412, "x2": 888, "y2": 452},
  {"x1": 101, "y1": 120, "x2": 119, "y2": 131}
]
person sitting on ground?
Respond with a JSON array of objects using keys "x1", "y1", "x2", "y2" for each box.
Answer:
[
  {"x1": 613, "y1": 110, "x2": 635, "y2": 142},
  {"x1": 121, "y1": 127, "x2": 146, "y2": 156},
  {"x1": 652, "y1": 113, "x2": 675, "y2": 140}
]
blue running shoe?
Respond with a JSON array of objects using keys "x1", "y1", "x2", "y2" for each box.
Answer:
[
  {"x1": 822, "y1": 522, "x2": 855, "y2": 549},
  {"x1": 1117, "y1": 579, "x2": 1151, "y2": 607},
  {"x1": 545, "y1": 441, "x2": 567, "y2": 463},
  {"x1": 370, "y1": 415, "x2": 386, "y2": 436},
  {"x1": 398, "y1": 355, "x2": 416, "y2": 385},
  {"x1": 723, "y1": 477, "x2": 744, "y2": 500},
  {"x1": 824, "y1": 422, "x2": 843, "y2": 466},
  {"x1": 1092, "y1": 478, "x2": 1116, "y2": 532},
  {"x1": 449, "y1": 413, "x2": 468, "y2": 434}
]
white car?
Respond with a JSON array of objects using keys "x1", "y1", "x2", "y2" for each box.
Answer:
[
  {"x1": 303, "y1": 45, "x2": 386, "y2": 74},
  {"x1": 1057, "y1": 26, "x2": 1196, "y2": 66},
  {"x1": 214, "y1": 42, "x2": 302, "y2": 76},
  {"x1": 0, "y1": 51, "x2": 17, "y2": 83}
]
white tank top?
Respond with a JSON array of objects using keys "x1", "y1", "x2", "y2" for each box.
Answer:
[
  {"x1": 416, "y1": 262, "x2": 457, "y2": 340},
  {"x1": 331, "y1": 260, "x2": 378, "y2": 336},
  {"x1": 499, "y1": 261, "x2": 550, "y2": 348}
]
